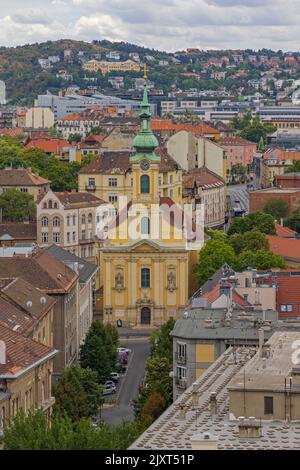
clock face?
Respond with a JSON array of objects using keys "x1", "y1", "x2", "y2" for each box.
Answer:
[{"x1": 140, "y1": 160, "x2": 150, "y2": 171}]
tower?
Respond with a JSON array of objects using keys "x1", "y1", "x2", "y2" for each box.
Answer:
[{"x1": 130, "y1": 66, "x2": 160, "y2": 205}]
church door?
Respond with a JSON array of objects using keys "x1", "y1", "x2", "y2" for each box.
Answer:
[{"x1": 141, "y1": 307, "x2": 151, "y2": 325}]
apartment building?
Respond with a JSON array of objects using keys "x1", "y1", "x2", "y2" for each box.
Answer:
[
  {"x1": 131, "y1": 331, "x2": 300, "y2": 450},
  {"x1": 219, "y1": 136, "x2": 257, "y2": 170},
  {"x1": 0, "y1": 252, "x2": 79, "y2": 379},
  {"x1": 262, "y1": 147, "x2": 300, "y2": 187},
  {"x1": 182, "y1": 167, "x2": 225, "y2": 229},
  {"x1": 0, "y1": 324, "x2": 57, "y2": 435},
  {"x1": 0, "y1": 167, "x2": 50, "y2": 201},
  {"x1": 37, "y1": 190, "x2": 105, "y2": 262}
]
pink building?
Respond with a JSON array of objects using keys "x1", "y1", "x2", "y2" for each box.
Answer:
[{"x1": 219, "y1": 136, "x2": 257, "y2": 170}]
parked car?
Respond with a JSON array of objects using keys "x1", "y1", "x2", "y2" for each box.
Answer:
[
  {"x1": 110, "y1": 372, "x2": 120, "y2": 383},
  {"x1": 102, "y1": 384, "x2": 116, "y2": 396},
  {"x1": 117, "y1": 347, "x2": 131, "y2": 355},
  {"x1": 103, "y1": 380, "x2": 115, "y2": 388}
]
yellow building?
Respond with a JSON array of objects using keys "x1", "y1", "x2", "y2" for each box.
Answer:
[
  {"x1": 83, "y1": 59, "x2": 140, "y2": 75},
  {"x1": 99, "y1": 74, "x2": 196, "y2": 328}
]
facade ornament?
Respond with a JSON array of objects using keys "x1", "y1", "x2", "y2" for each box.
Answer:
[
  {"x1": 115, "y1": 270, "x2": 124, "y2": 292},
  {"x1": 167, "y1": 271, "x2": 176, "y2": 292}
]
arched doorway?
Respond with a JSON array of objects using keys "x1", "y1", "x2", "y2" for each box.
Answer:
[{"x1": 141, "y1": 307, "x2": 151, "y2": 325}]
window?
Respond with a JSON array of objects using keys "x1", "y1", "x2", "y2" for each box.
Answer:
[
  {"x1": 280, "y1": 304, "x2": 293, "y2": 312},
  {"x1": 42, "y1": 232, "x2": 48, "y2": 243},
  {"x1": 141, "y1": 217, "x2": 150, "y2": 235},
  {"x1": 67, "y1": 232, "x2": 70, "y2": 243},
  {"x1": 72, "y1": 232, "x2": 76, "y2": 242},
  {"x1": 81, "y1": 230, "x2": 86, "y2": 240},
  {"x1": 177, "y1": 342, "x2": 186, "y2": 358},
  {"x1": 88, "y1": 178, "x2": 95, "y2": 187},
  {"x1": 41, "y1": 217, "x2": 48, "y2": 227},
  {"x1": 169, "y1": 174, "x2": 173, "y2": 184},
  {"x1": 264, "y1": 396, "x2": 274, "y2": 415},
  {"x1": 176, "y1": 366, "x2": 186, "y2": 380},
  {"x1": 141, "y1": 268, "x2": 150, "y2": 288},
  {"x1": 88, "y1": 213, "x2": 93, "y2": 224},
  {"x1": 73, "y1": 215, "x2": 76, "y2": 225},
  {"x1": 53, "y1": 232, "x2": 60, "y2": 243},
  {"x1": 53, "y1": 216, "x2": 60, "y2": 227},
  {"x1": 141, "y1": 174, "x2": 150, "y2": 194},
  {"x1": 82, "y1": 214, "x2": 86, "y2": 224},
  {"x1": 108, "y1": 177, "x2": 118, "y2": 187},
  {"x1": 20, "y1": 187, "x2": 28, "y2": 193},
  {"x1": 109, "y1": 194, "x2": 118, "y2": 203},
  {"x1": 67, "y1": 216, "x2": 70, "y2": 226},
  {"x1": 48, "y1": 200, "x2": 53, "y2": 209}
]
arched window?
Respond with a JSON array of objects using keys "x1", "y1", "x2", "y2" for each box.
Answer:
[
  {"x1": 140, "y1": 174, "x2": 150, "y2": 194},
  {"x1": 141, "y1": 217, "x2": 150, "y2": 236},
  {"x1": 48, "y1": 200, "x2": 53, "y2": 209},
  {"x1": 54, "y1": 202, "x2": 58, "y2": 209},
  {"x1": 141, "y1": 268, "x2": 150, "y2": 288},
  {"x1": 88, "y1": 212, "x2": 93, "y2": 224},
  {"x1": 82, "y1": 214, "x2": 86, "y2": 225},
  {"x1": 41, "y1": 217, "x2": 48, "y2": 227},
  {"x1": 53, "y1": 216, "x2": 60, "y2": 227},
  {"x1": 43, "y1": 202, "x2": 47, "y2": 209}
]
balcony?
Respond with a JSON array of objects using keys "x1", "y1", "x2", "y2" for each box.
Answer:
[
  {"x1": 85, "y1": 185, "x2": 96, "y2": 192},
  {"x1": 79, "y1": 237, "x2": 94, "y2": 245},
  {"x1": 175, "y1": 353, "x2": 187, "y2": 365},
  {"x1": 175, "y1": 378, "x2": 187, "y2": 390}
]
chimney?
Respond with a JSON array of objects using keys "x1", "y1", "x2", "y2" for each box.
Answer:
[
  {"x1": 0, "y1": 340, "x2": 6, "y2": 365},
  {"x1": 258, "y1": 328, "x2": 264, "y2": 357},
  {"x1": 192, "y1": 382, "x2": 199, "y2": 406},
  {"x1": 238, "y1": 417, "x2": 262, "y2": 439},
  {"x1": 191, "y1": 433, "x2": 218, "y2": 450},
  {"x1": 178, "y1": 404, "x2": 186, "y2": 420},
  {"x1": 210, "y1": 392, "x2": 218, "y2": 415},
  {"x1": 243, "y1": 293, "x2": 249, "y2": 303}
]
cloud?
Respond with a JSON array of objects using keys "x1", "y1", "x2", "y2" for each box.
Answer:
[{"x1": 0, "y1": 0, "x2": 300, "y2": 51}]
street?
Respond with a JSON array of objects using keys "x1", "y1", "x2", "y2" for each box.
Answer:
[
  {"x1": 101, "y1": 337, "x2": 151, "y2": 426},
  {"x1": 227, "y1": 183, "x2": 249, "y2": 215}
]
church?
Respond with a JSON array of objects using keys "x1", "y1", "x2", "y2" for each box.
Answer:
[{"x1": 100, "y1": 70, "x2": 200, "y2": 328}]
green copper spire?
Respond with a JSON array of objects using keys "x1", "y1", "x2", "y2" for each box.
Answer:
[{"x1": 130, "y1": 65, "x2": 160, "y2": 163}]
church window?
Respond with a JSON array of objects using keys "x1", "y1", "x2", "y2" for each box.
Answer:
[
  {"x1": 141, "y1": 217, "x2": 150, "y2": 235},
  {"x1": 141, "y1": 174, "x2": 150, "y2": 194},
  {"x1": 141, "y1": 268, "x2": 150, "y2": 288}
]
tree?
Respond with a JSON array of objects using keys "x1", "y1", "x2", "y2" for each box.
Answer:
[
  {"x1": 237, "y1": 249, "x2": 286, "y2": 270},
  {"x1": 80, "y1": 321, "x2": 117, "y2": 382},
  {"x1": 3, "y1": 409, "x2": 141, "y2": 450},
  {"x1": 52, "y1": 366, "x2": 104, "y2": 422},
  {"x1": 0, "y1": 189, "x2": 36, "y2": 221},
  {"x1": 285, "y1": 160, "x2": 300, "y2": 173},
  {"x1": 284, "y1": 207, "x2": 300, "y2": 233},
  {"x1": 194, "y1": 237, "x2": 237, "y2": 286},
  {"x1": 228, "y1": 211, "x2": 276, "y2": 235},
  {"x1": 229, "y1": 230, "x2": 269, "y2": 255},
  {"x1": 140, "y1": 392, "x2": 166, "y2": 425},
  {"x1": 264, "y1": 199, "x2": 289, "y2": 220}
]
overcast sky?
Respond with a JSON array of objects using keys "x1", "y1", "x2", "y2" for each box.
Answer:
[{"x1": 1, "y1": 0, "x2": 300, "y2": 52}]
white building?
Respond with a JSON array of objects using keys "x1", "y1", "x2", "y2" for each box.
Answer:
[{"x1": 25, "y1": 107, "x2": 55, "y2": 129}]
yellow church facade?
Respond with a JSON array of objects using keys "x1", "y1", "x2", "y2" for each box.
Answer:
[{"x1": 99, "y1": 72, "x2": 194, "y2": 328}]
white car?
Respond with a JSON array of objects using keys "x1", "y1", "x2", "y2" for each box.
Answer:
[
  {"x1": 110, "y1": 372, "x2": 120, "y2": 382},
  {"x1": 117, "y1": 347, "x2": 131, "y2": 355},
  {"x1": 102, "y1": 384, "x2": 116, "y2": 396}
]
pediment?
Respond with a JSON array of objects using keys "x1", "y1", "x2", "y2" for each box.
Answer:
[{"x1": 128, "y1": 239, "x2": 162, "y2": 252}]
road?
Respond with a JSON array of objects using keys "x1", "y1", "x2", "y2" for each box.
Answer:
[
  {"x1": 101, "y1": 337, "x2": 150, "y2": 426},
  {"x1": 227, "y1": 184, "x2": 249, "y2": 215}
]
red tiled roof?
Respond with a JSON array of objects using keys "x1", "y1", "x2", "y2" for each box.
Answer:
[
  {"x1": 151, "y1": 119, "x2": 219, "y2": 135},
  {"x1": 0, "y1": 322, "x2": 56, "y2": 377},
  {"x1": 183, "y1": 167, "x2": 225, "y2": 189},
  {"x1": 25, "y1": 139, "x2": 71, "y2": 153},
  {"x1": 275, "y1": 224, "x2": 297, "y2": 238},
  {"x1": 267, "y1": 235, "x2": 300, "y2": 261},
  {"x1": 0, "y1": 128, "x2": 25, "y2": 136}
]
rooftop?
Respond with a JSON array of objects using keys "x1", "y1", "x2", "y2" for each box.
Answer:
[
  {"x1": 0, "y1": 167, "x2": 49, "y2": 187},
  {"x1": 0, "y1": 221, "x2": 37, "y2": 241}
]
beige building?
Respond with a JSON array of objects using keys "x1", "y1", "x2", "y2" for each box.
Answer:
[
  {"x1": 262, "y1": 148, "x2": 300, "y2": 187},
  {"x1": 0, "y1": 167, "x2": 50, "y2": 202},
  {"x1": 167, "y1": 130, "x2": 227, "y2": 180},
  {"x1": 25, "y1": 107, "x2": 55, "y2": 129},
  {"x1": 83, "y1": 59, "x2": 140, "y2": 74},
  {"x1": 37, "y1": 191, "x2": 105, "y2": 262},
  {"x1": 183, "y1": 167, "x2": 225, "y2": 229},
  {"x1": 0, "y1": 323, "x2": 57, "y2": 435},
  {"x1": 0, "y1": 252, "x2": 79, "y2": 380},
  {"x1": 0, "y1": 277, "x2": 55, "y2": 348},
  {"x1": 78, "y1": 148, "x2": 183, "y2": 207}
]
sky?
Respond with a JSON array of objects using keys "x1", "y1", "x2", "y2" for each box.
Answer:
[{"x1": 1, "y1": 0, "x2": 300, "y2": 52}]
